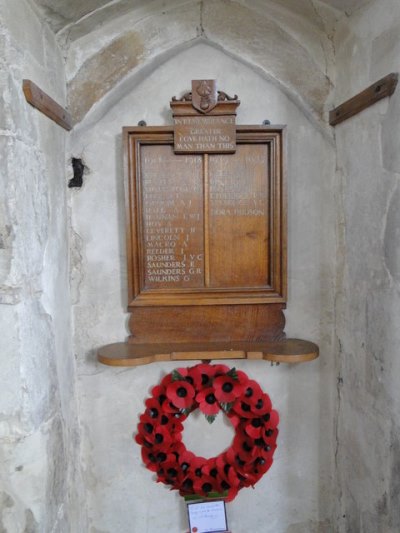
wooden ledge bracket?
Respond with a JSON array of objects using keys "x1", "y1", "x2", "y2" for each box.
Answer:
[
  {"x1": 22, "y1": 79, "x2": 73, "y2": 131},
  {"x1": 329, "y1": 73, "x2": 398, "y2": 126},
  {"x1": 97, "y1": 339, "x2": 319, "y2": 367}
]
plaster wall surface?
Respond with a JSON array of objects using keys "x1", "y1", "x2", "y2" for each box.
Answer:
[
  {"x1": 334, "y1": 1, "x2": 400, "y2": 531},
  {"x1": 0, "y1": 0, "x2": 86, "y2": 531},
  {"x1": 69, "y1": 42, "x2": 337, "y2": 532}
]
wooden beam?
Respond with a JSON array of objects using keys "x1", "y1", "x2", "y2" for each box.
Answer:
[
  {"x1": 329, "y1": 73, "x2": 398, "y2": 126},
  {"x1": 22, "y1": 79, "x2": 73, "y2": 131}
]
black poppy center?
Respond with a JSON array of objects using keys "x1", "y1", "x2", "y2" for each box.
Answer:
[
  {"x1": 263, "y1": 413, "x2": 271, "y2": 422},
  {"x1": 221, "y1": 480, "x2": 230, "y2": 490},
  {"x1": 201, "y1": 374, "x2": 209, "y2": 386},
  {"x1": 236, "y1": 455, "x2": 245, "y2": 466},
  {"x1": 160, "y1": 415, "x2": 169, "y2": 425},
  {"x1": 265, "y1": 429, "x2": 274, "y2": 437},
  {"x1": 195, "y1": 468, "x2": 202, "y2": 477},
  {"x1": 256, "y1": 399, "x2": 264, "y2": 409},
  {"x1": 158, "y1": 394, "x2": 167, "y2": 405},
  {"x1": 181, "y1": 462, "x2": 189, "y2": 472},
  {"x1": 241, "y1": 402, "x2": 251, "y2": 412},
  {"x1": 167, "y1": 468, "x2": 178, "y2": 478},
  {"x1": 255, "y1": 438, "x2": 264, "y2": 447},
  {"x1": 149, "y1": 453, "x2": 156, "y2": 463},
  {"x1": 185, "y1": 376, "x2": 194, "y2": 385},
  {"x1": 149, "y1": 408, "x2": 159, "y2": 418},
  {"x1": 242, "y1": 441, "x2": 252, "y2": 452},
  {"x1": 222, "y1": 382, "x2": 233, "y2": 393},
  {"x1": 210, "y1": 468, "x2": 218, "y2": 478},
  {"x1": 245, "y1": 387, "x2": 253, "y2": 397},
  {"x1": 144, "y1": 423, "x2": 153, "y2": 434},
  {"x1": 177, "y1": 387, "x2": 188, "y2": 398},
  {"x1": 157, "y1": 452, "x2": 167, "y2": 462},
  {"x1": 206, "y1": 393, "x2": 216, "y2": 404},
  {"x1": 202, "y1": 482, "x2": 212, "y2": 493},
  {"x1": 155, "y1": 433, "x2": 163, "y2": 444},
  {"x1": 183, "y1": 479, "x2": 193, "y2": 490}
]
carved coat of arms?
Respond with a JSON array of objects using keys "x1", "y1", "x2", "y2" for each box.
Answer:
[{"x1": 191, "y1": 80, "x2": 218, "y2": 113}]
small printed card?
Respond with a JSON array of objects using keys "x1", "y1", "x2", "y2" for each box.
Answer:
[{"x1": 187, "y1": 500, "x2": 228, "y2": 533}]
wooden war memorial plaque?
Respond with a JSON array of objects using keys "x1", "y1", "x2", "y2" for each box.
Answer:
[
  {"x1": 98, "y1": 80, "x2": 319, "y2": 365},
  {"x1": 124, "y1": 125, "x2": 286, "y2": 308}
]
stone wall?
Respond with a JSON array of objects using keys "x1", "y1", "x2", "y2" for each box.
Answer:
[
  {"x1": 4, "y1": 0, "x2": 400, "y2": 531},
  {"x1": 0, "y1": 0, "x2": 85, "y2": 531},
  {"x1": 334, "y1": 1, "x2": 400, "y2": 531},
  {"x1": 69, "y1": 37, "x2": 337, "y2": 531}
]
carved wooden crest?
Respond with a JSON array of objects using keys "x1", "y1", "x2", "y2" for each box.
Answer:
[{"x1": 192, "y1": 79, "x2": 218, "y2": 113}]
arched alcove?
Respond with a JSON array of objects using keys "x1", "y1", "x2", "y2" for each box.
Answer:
[
  {"x1": 69, "y1": 41, "x2": 337, "y2": 531},
  {"x1": 66, "y1": 0, "x2": 334, "y2": 127}
]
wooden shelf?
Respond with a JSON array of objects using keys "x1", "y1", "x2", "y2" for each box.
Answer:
[{"x1": 97, "y1": 338, "x2": 318, "y2": 366}]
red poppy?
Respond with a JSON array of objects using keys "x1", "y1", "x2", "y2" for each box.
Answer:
[
  {"x1": 242, "y1": 379, "x2": 263, "y2": 402},
  {"x1": 232, "y1": 398, "x2": 256, "y2": 418},
  {"x1": 212, "y1": 363, "x2": 230, "y2": 376},
  {"x1": 166, "y1": 380, "x2": 195, "y2": 409},
  {"x1": 225, "y1": 410, "x2": 241, "y2": 428},
  {"x1": 232, "y1": 434, "x2": 257, "y2": 461},
  {"x1": 186, "y1": 454, "x2": 207, "y2": 477},
  {"x1": 253, "y1": 455, "x2": 273, "y2": 477},
  {"x1": 243, "y1": 417, "x2": 264, "y2": 439},
  {"x1": 249, "y1": 393, "x2": 272, "y2": 416},
  {"x1": 194, "y1": 474, "x2": 219, "y2": 496},
  {"x1": 157, "y1": 456, "x2": 185, "y2": 485},
  {"x1": 196, "y1": 387, "x2": 220, "y2": 415},
  {"x1": 269, "y1": 409, "x2": 280, "y2": 427},
  {"x1": 135, "y1": 431, "x2": 152, "y2": 449},
  {"x1": 188, "y1": 363, "x2": 217, "y2": 390},
  {"x1": 213, "y1": 375, "x2": 244, "y2": 403},
  {"x1": 235, "y1": 370, "x2": 250, "y2": 386},
  {"x1": 215, "y1": 456, "x2": 241, "y2": 500},
  {"x1": 141, "y1": 447, "x2": 159, "y2": 472},
  {"x1": 179, "y1": 473, "x2": 196, "y2": 495},
  {"x1": 144, "y1": 424, "x2": 176, "y2": 447},
  {"x1": 160, "y1": 373, "x2": 173, "y2": 388},
  {"x1": 150, "y1": 385, "x2": 169, "y2": 407}
]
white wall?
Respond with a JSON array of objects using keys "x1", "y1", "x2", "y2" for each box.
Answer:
[
  {"x1": 0, "y1": 0, "x2": 86, "y2": 531},
  {"x1": 69, "y1": 42, "x2": 337, "y2": 533},
  {"x1": 334, "y1": 1, "x2": 400, "y2": 531}
]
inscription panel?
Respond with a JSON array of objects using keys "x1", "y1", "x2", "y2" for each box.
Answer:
[
  {"x1": 141, "y1": 145, "x2": 204, "y2": 289},
  {"x1": 174, "y1": 116, "x2": 236, "y2": 153},
  {"x1": 125, "y1": 127, "x2": 285, "y2": 306},
  {"x1": 208, "y1": 144, "x2": 270, "y2": 288}
]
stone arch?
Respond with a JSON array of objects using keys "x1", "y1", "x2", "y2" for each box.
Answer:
[{"x1": 68, "y1": 0, "x2": 333, "y2": 129}]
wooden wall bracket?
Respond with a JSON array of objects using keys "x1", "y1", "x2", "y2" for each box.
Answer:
[
  {"x1": 22, "y1": 79, "x2": 73, "y2": 131},
  {"x1": 329, "y1": 73, "x2": 398, "y2": 126}
]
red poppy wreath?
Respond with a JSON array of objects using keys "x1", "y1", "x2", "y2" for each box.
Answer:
[{"x1": 135, "y1": 363, "x2": 279, "y2": 502}]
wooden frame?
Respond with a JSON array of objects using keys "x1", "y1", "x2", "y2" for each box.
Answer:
[{"x1": 124, "y1": 125, "x2": 286, "y2": 308}]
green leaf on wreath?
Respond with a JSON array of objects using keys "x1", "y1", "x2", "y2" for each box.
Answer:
[
  {"x1": 220, "y1": 402, "x2": 234, "y2": 413},
  {"x1": 180, "y1": 407, "x2": 192, "y2": 416},
  {"x1": 227, "y1": 367, "x2": 238, "y2": 380},
  {"x1": 172, "y1": 369, "x2": 185, "y2": 381},
  {"x1": 205, "y1": 414, "x2": 217, "y2": 424}
]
